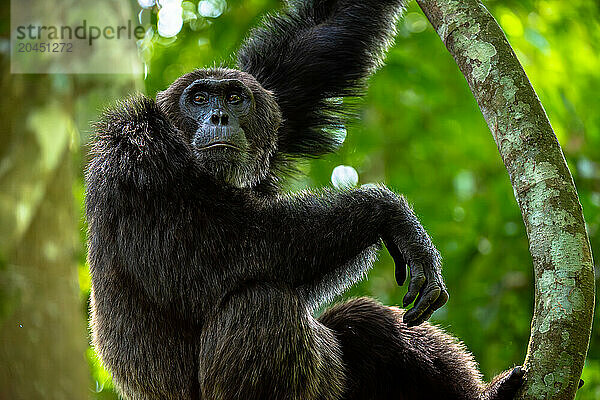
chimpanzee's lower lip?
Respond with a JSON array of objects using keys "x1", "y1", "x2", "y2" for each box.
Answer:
[{"x1": 198, "y1": 142, "x2": 241, "y2": 151}]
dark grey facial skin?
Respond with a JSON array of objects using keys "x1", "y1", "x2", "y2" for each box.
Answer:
[
  {"x1": 177, "y1": 78, "x2": 259, "y2": 187},
  {"x1": 180, "y1": 78, "x2": 253, "y2": 152}
]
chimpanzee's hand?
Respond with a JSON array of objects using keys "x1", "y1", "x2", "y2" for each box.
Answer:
[{"x1": 382, "y1": 234, "x2": 448, "y2": 327}]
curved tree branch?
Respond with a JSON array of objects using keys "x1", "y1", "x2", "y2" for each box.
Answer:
[{"x1": 414, "y1": 1, "x2": 595, "y2": 399}]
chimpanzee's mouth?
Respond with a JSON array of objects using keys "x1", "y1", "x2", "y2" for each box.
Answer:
[{"x1": 199, "y1": 142, "x2": 241, "y2": 151}]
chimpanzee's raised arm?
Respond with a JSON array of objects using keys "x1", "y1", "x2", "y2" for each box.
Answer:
[{"x1": 237, "y1": 0, "x2": 408, "y2": 159}]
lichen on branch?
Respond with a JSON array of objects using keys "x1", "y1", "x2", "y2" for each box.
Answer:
[{"x1": 415, "y1": 1, "x2": 595, "y2": 399}]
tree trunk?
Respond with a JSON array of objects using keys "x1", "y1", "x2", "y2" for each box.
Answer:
[
  {"x1": 0, "y1": 3, "x2": 90, "y2": 398},
  {"x1": 0, "y1": 72, "x2": 90, "y2": 398},
  {"x1": 414, "y1": 1, "x2": 595, "y2": 399},
  {"x1": 0, "y1": 0, "x2": 143, "y2": 396}
]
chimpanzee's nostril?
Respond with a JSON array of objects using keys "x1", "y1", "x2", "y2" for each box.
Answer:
[
  {"x1": 211, "y1": 114, "x2": 220, "y2": 125},
  {"x1": 221, "y1": 114, "x2": 229, "y2": 125}
]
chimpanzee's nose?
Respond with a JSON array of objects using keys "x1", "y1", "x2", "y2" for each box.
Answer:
[{"x1": 210, "y1": 110, "x2": 229, "y2": 126}]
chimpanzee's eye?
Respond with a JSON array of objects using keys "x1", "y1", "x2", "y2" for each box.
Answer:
[
  {"x1": 227, "y1": 93, "x2": 243, "y2": 104},
  {"x1": 193, "y1": 93, "x2": 208, "y2": 104}
]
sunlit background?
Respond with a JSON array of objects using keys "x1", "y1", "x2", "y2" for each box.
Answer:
[{"x1": 1, "y1": 0, "x2": 599, "y2": 398}]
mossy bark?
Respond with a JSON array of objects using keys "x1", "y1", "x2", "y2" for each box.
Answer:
[{"x1": 415, "y1": 1, "x2": 595, "y2": 399}]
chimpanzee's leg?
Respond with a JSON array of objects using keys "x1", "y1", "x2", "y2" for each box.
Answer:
[{"x1": 318, "y1": 297, "x2": 524, "y2": 400}]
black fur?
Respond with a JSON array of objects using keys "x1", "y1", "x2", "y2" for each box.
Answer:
[
  {"x1": 238, "y1": 0, "x2": 406, "y2": 163},
  {"x1": 86, "y1": 1, "x2": 524, "y2": 399},
  {"x1": 319, "y1": 298, "x2": 525, "y2": 400}
]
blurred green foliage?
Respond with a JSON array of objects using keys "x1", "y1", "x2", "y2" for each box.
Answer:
[{"x1": 78, "y1": 0, "x2": 600, "y2": 398}]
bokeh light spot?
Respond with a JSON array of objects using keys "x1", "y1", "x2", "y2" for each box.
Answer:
[
  {"x1": 331, "y1": 165, "x2": 359, "y2": 189},
  {"x1": 198, "y1": 0, "x2": 227, "y2": 18},
  {"x1": 158, "y1": 3, "x2": 184, "y2": 37},
  {"x1": 138, "y1": 0, "x2": 156, "y2": 8},
  {"x1": 159, "y1": 0, "x2": 183, "y2": 7},
  {"x1": 500, "y1": 11, "x2": 524, "y2": 37},
  {"x1": 404, "y1": 12, "x2": 428, "y2": 33}
]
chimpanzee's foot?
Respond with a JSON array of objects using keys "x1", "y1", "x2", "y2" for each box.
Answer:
[{"x1": 482, "y1": 366, "x2": 525, "y2": 400}]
